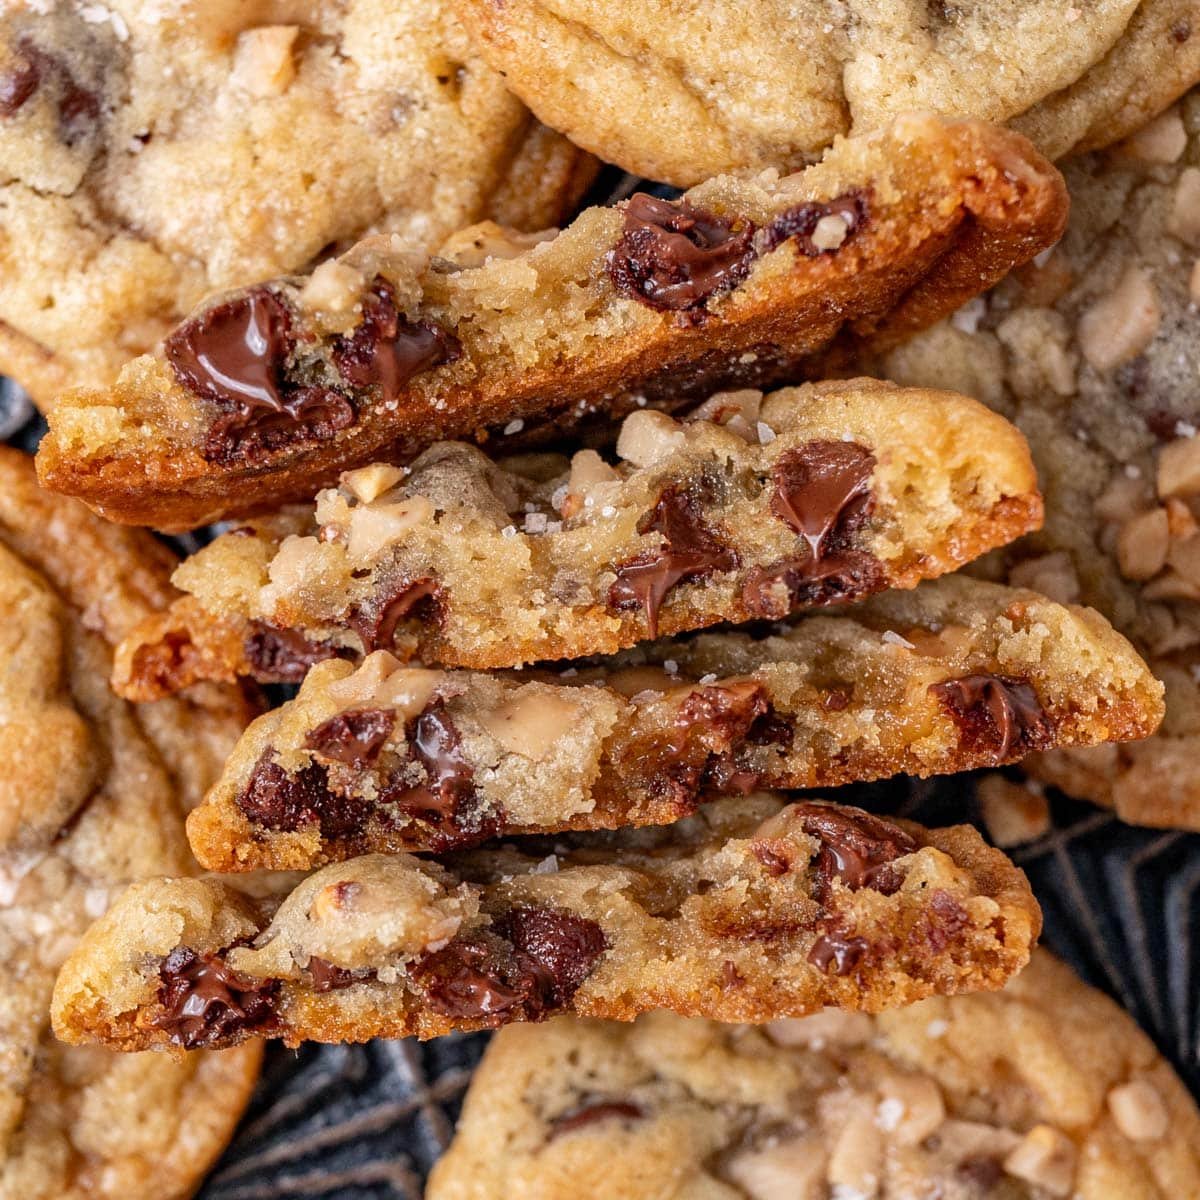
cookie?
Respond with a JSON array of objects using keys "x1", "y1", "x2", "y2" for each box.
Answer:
[
  {"x1": 111, "y1": 381, "x2": 1044, "y2": 699},
  {"x1": 0, "y1": 449, "x2": 260, "y2": 1198},
  {"x1": 873, "y1": 89, "x2": 1200, "y2": 830},
  {"x1": 51, "y1": 794, "x2": 1041, "y2": 1049},
  {"x1": 35, "y1": 113, "x2": 1068, "y2": 529},
  {"x1": 0, "y1": 0, "x2": 594, "y2": 408},
  {"x1": 426, "y1": 950, "x2": 1200, "y2": 1200},
  {"x1": 454, "y1": 0, "x2": 1200, "y2": 186},
  {"x1": 183, "y1": 576, "x2": 1163, "y2": 871}
]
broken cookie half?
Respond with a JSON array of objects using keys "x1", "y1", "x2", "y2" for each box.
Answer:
[
  {"x1": 111, "y1": 380, "x2": 1043, "y2": 699},
  {"x1": 51, "y1": 794, "x2": 1040, "y2": 1050},
  {"x1": 37, "y1": 113, "x2": 1067, "y2": 529},
  {"x1": 184, "y1": 576, "x2": 1163, "y2": 871}
]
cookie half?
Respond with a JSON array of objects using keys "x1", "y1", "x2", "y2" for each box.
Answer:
[
  {"x1": 426, "y1": 951, "x2": 1200, "y2": 1200},
  {"x1": 36, "y1": 113, "x2": 1068, "y2": 529},
  {"x1": 183, "y1": 576, "x2": 1163, "y2": 871},
  {"x1": 0, "y1": 0, "x2": 593, "y2": 406},
  {"x1": 52, "y1": 795, "x2": 1040, "y2": 1050},
  {"x1": 111, "y1": 380, "x2": 1044, "y2": 697},
  {"x1": 874, "y1": 88, "x2": 1200, "y2": 829},
  {"x1": 0, "y1": 449, "x2": 260, "y2": 1199},
  {"x1": 454, "y1": 0, "x2": 1199, "y2": 184}
]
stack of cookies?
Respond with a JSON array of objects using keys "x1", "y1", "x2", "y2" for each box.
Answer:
[{"x1": 2, "y1": 1, "x2": 1199, "y2": 1197}]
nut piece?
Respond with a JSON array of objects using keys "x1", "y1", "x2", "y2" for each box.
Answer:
[
  {"x1": 1003, "y1": 1125, "x2": 1077, "y2": 1196},
  {"x1": 342, "y1": 464, "x2": 406, "y2": 505},
  {"x1": 1008, "y1": 552, "x2": 1080, "y2": 606},
  {"x1": 347, "y1": 496, "x2": 434, "y2": 563},
  {"x1": 723, "y1": 1135, "x2": 826, "y2": 1200},
  {"x1": 876, "y1": 1073, "x2": 945, "y2": 1146},
  {"x1": 977, "y1": 775, "x2": 1050, "y2": 847},
  {"x1": 562, "y1": 449, "x2": 621, "y2": 518},
  {"x1": 1168, "y1": 167, "x2": 1200, "y2": 245},
  {"x1": 811, "y1": 213, "x2": 850, "y2": 251},
  {"x1": 1106, "y1": 1078, "x2": 1169, "y2": 1141},
  {"x1": 616, "y1": 410, "x2": 686, "y2": 468},
  {"x1": 826, "y1": 1100, "x2": 882, "y2": 1197},
  {"x1": 1120, "y1": 106, "x2": 1188, "y2": 163},
  {"x1": 1076, "y1": 266, "x2": 1161, "y2": 372},
  {"x1": 300, "y1": 259, "x2": 368, "y2": 318},
  {"x1": 1156, "y1": 436, "x2": 1200, "y2": 499},
  {"x1": 231, "y1": 25, "x2": 299, "y2": 97},
  {"x1": 1116, "y1": 507, "x2": 1169, "y2": 581}
]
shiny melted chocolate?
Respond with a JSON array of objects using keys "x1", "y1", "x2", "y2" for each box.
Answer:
[
  {"x1": 243, "y1": 622, "x2": 352, "y2": 683},
  {"x1": 793, "y1": 802, "x2": 917, "y2": 905},
  {"x1": 305, "y1": 707, "x2": 396, "y2": 767},
  {"x1": 347, "y1": 576, "x2": 441, "y2": 652},
  {"x1": 770, "y1": 441, "x2": 875, "y2": 559},
  {"x1": 929, "y1": 674, "x2": 1050, "y2": 761},
  {"x1": 155, "y1": 946, "x2": 279, "y2": 1048},
  {"x1": 235, "y1": 756, "x2": 363, "y2": 839}
]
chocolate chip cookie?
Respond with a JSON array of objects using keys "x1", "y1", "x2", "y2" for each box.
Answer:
[
  {"x1": 110, "y1": 381, "x2": 1044, "y2": 695},
  {"x1": 36, "y1": 113, "x2": 1068, "y2": 529},
  {"x1": 0, "y1": 0, "x2": 594, "y2": 407},
  {"x1": 873, "y1": 89, "x2": 1200, "y2": 830},
  {"x1": 455, "y1": 0, "x2": 1200, "y2": 186},
  {"x1": 0, "y1": 448, "x2": 260, "y2": 1198},
  {"x1": 51, "y1": 795, "x2": 1040, "y2": 1049},
  {"x1": 184, "y1": 576, "x2": 1163, "y2": 871},
  {"x1": 426, "y1": 950, "x2": 1200, "y2": 1200}
]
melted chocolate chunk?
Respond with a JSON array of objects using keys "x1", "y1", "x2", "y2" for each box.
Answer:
[
  {"x1": 0, "y1": 46, "x2": 39, "y2": 116},
  {"x1": 929, "y1": 674, "x2": 1050, "y2": 762},
  {"x1": 155, "y1": 946, "x2": 279, "y2": 1048},
  {"x1": 752, "y1": 843, "x2": 790, "y2": 876},
  {"x1": 770, "y1": 442, "x2": 875, "y2": 558},
  {"x1": 762, "y1": 191, "x2": 869, "y2": 255},
  {"x1": 793, "y1": 803, "x2": 917, "y2": 905},
  {"x1": 305, "y1": 707, "x2": 395, "y2": 767},
  {"x1": 608, "y1": 193, "x2": 757, "y2": 312},
  {"x1": 167, "y1": 288, "x2": 292, "y2": 411},
  {"x1": 740, "y1": 550, "x2": 884, "y2": 616},
  {"x1": 549, "y1": 1101, "x2": 644, "y2": 1140},
  {"x1": 306, "y1": 956, "x2": 373, "y2": 993},
  {"x1": 332, "y1": 278, "x2": 460, "y2": 401},
  {"x1": 608, "y1": 487, "x2": 738, "y2": 635},
  {"x1": 235, "y1": 756, "x2": 362, "y2": 839},
  {"x1": 412, "y1": 907, "x2": 606, "y2": 1025},
  {"x1": 243, "y1": 622, "x2": 351, "y2": 683},
  {"x1": 204, "y1": 387, "x2": 356, "y2": 465},
  {"x1": 808, "y1": 930, "x2": 870, "y2": 976},
  {"x1": 348, "y1": 577, "x2": 441, "y2": 652}
]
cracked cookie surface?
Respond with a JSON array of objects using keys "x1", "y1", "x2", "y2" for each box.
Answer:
[
  {"x1": 110, "y1": 381, "x2": 1044, "y2": 695},
  {"x1": 0, "y1": 449, "x2": 260, "y2": 1199},
  {"x1": 873, "y1": 89, "x2": 1200, "y2": 830},
  {"x1": 51, "y1": 795, "x2": 1040, "y2": 1049},
  {"x1": 0, "y1": 0, "x2": 593, "y2": 407},
  {"x1": 183, "y1": 576, "x2": 1162, "y2": 871},
  {"x1": 35, "y1": 113, "x2": 1067, "y2": 529},
  {"x1": 454, "y1": 0, "x2": 1200, "y2": 185},
  {"x1": 426, "y1": 951, "x2": 1200, "y2": 1200}
]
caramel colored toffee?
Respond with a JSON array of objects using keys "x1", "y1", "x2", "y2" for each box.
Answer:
[
  {"x1": 37, "y1": 114, "x2": 1067, "y2": 528},
  {"x1": 51, "y1": 795, "x2": 1041, "y2": 1049}
]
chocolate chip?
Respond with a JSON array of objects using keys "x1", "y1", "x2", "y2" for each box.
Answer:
[
  {"x1": 608, "y1": 487, "x2": 738, "y2": 635},
  {"x1": 167, "y1": 288, "x2": 292, "y2": 412},
  {"x1": 0, "y1": 48, "x2": 39, "y2": 116},
  {"x1": 752, "y1": 843, "x2": 790, "y2": 876},
  {"x1": 770, "y1": 441, "x2": 875, "y2": 559},
  {"x1": 807, "y1": 930, "x2": 870, "y2": 976},
  {"x1": 235, "y1": 756, "x2": 363, "y2": 839},
  {"x1": 203, "y1": 386, "x2": 356, "y2": 465},
  {"x1": 929, "y1": 674, "x2": 1050, "y2": 762},
  {"x1": 347, "y1": 576, "x2": 441, "y2": 652},
  {"x1": 549, "y1": 1101, "x2": 644, "y2": 1140},
  {"x1": 793, "y1": 803, "x2": 917, "y2": 905},
  {"x1": 411, "y1": 907, "x2": 606, "y2": 1025},
  {"x1": 332, "y1": 278, "x2": 460, "y2": 401},
  {"x1": 762, "y1": 191, "x2": 868, "y2": 255},
  {"x1": 306, "y1": 956, "x2": 373, "y2": 993},
  {"x1": 1171, "y1": 18, "x2": 1192, "y2": 42},
  {"x1": 243, "y1": 622, "x2": 352, "y2": 683},
  {"x1": 154, "y1": 946, "x2": 279, "y2": 1049},
  {"x1": 607, "y1": 193, "x2": 757, "y2": 312},
  {"x1": 740, "y1": 550, "x2": 885, "y2": 616},
  {"x1": 497, "y1": 906, "x2": 608, "y2": 1010},
  {"x1": 305, "y1": 708, "x2": 396, "y2": 767}
]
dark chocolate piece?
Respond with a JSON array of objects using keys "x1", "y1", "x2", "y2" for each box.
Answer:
[
  {"x1": 306, "y1": 956, "x2": 373, "y2": 993},
  {"x1": 929, "y1": 674, "x2": 1050, "y2": 761},
  {"x1": 243, "y1": 622, "x2": 351, "y2": 683},
  {"x1": 497, "y1": 906, "x2": 608, "y2": 1010},
  {"x1": 807, "y1": 930, "x2": 870, "y2": 976},
  {"x1": 347, "y1": 576, "x2": 441, "y2": 652},
  {"x1": 607, "y1": 193, "x2": 757, "y2": 312},
  {"x1": 549, "y1": 1101, "x2": 644, "y2": 1140},
  {"x1": 306, "y1": 708, "x2": 396, "y2": 767},
  {"x1": 793, "y1": 803, "x2": 916, "y2": 905},
  {"x1": 155, "y1": 946, "x2": 279, "y2": 1048},
  {"x1": 235, "y1": 757, "x2": 362, "y2": 839},
  {"x1": 770, "y1": 441, "x2": 875, "y2": 559},
  {"x1": 762, "y1": 192, "x2": 868, "y2": 255},
  {"x1": 740, "y1": 550, "x2": 885, "y2": 616},
  {"x1": 608, "y1": 487, "x2": 737, "y2": 635}
]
